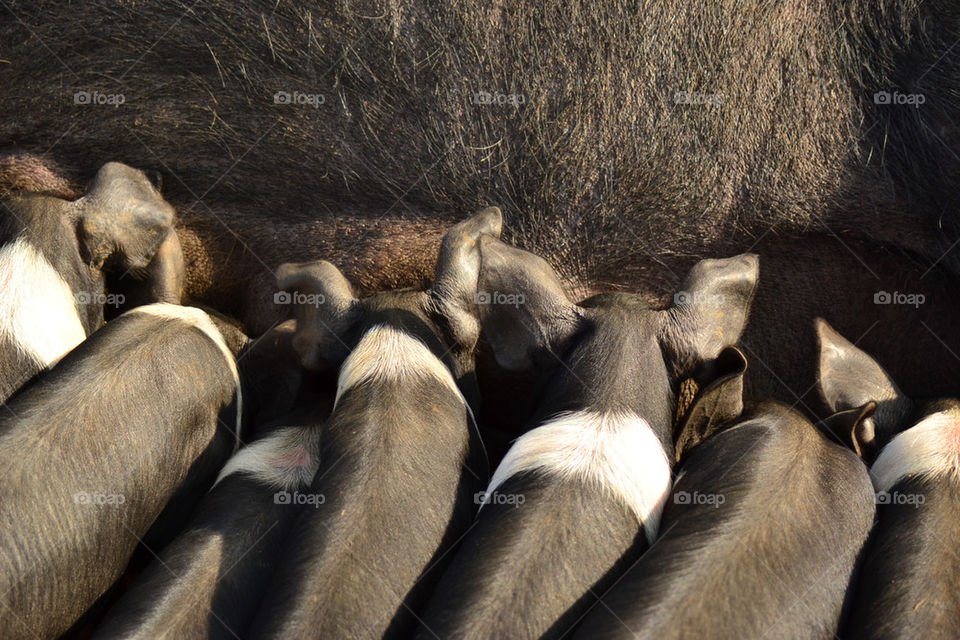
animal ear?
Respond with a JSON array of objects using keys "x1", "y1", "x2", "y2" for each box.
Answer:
[
  {"x1": 476, "y1": 237, "x2": 581, "y2": 371},
  {"x1": 661, "y1": 254, "x2": 759, "y2": 378},
  {"x1": 276, "y1": 260, "x2": 358, "y2": 371},
  {"x1": 815, "y1": 318, "x2": 912, "y2": 436},
  {"x1": 102, "y1": 227, "x2": 185, "y2": 315},
  {"x1": 821, "y1": 402, "x2": 878, "y2": 460},
  {"x1": 77, "y1": 162, "x2": 177, "y2": 271},
  {"x1": 674, "y1": 346, "x2": 747, "y2": 464},
  {"x1": 146, "y1": 230, "x2": 186, "y2": 304},
  {"x1": 430, "y1": 206, "x2": 503, "y2": 348}
]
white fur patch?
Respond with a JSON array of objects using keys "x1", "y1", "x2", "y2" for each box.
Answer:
[
  {"x1": 334, "y1": 324, "x2": 463, "y2": 408},
  {"x1": 130, "y1": 303, "x2": 243, "y2": 447},
  {"x1": 871, "y1": 409, "x2": 960, "y2": 493},
  {"x1": 485, "y1": 411, "x2": 671, "y2": 543},
  {"x1": 213, "y1": 426, "x2": 320, "y2": 489},
  {"x1": 0, "y1": 238, "x2": 87, "y2": 367}
]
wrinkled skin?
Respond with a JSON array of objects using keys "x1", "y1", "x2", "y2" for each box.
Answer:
[{"x1": 2, "y1": 1, "x2": 960, "y2": 408}]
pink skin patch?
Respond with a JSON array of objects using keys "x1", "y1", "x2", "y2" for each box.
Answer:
[
  {"x1": 269, "y1": 446, "x2": 314, "y2": 470},
  {"x1": 212, "y1": 426, "x2": 319, "y2": 489},
  {"x1": 0, "y1": 264, "x2": 13, "y2": 290},
  {"x1": 940, "y1": 423, "x2": 960, "y2": 454}
]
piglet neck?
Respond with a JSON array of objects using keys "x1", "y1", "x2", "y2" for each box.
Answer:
[{"x1": 536, "y1": 342, "x2": 676, "y2": 459}]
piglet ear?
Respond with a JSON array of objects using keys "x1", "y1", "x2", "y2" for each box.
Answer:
[
  {"x1": 661, "y1": 254, "x2": 759, "y2": 378},
  {"x1": 430, "y1": 206, "x2": 503, "y2": 348},
  {"x1": 277, "y1": 260, "x2": 356, "y2": 317},
  {"x1": 115, "y1": 229, "x2": 185, "y2": 306},
  {"x1": 476, "y1": 237, "x2": 581, "y2": 371},
  {"x1": 77, "y1": 162, "x2": 176, "y2": 271},
  {"x1": 276, "y1": 260, "x2": 358, "y2": 371},
  {"x1": 821, "y1": 402, "x2": 878, "y2": 461},
  {"x1": 673, "y1": 346, "x2": 747, "y2": 464},
  {"x1": 815, "y1": 318, "x2": 912, "y2": 439}
]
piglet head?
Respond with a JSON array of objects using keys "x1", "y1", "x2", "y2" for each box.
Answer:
[{"x1": 275, "y1": 207, "x2": 503, "y2": 389}]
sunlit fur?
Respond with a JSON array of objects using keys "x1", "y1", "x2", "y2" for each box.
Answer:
[
  {"x1": 131, "y1": 303, "x2": 242, "y2": 447},
  {"x1": 214, "y1": 426, "x2": 320, "y2": 490},
  {"x1": 334, "y1": 324, "x2": 463, "y2": 408},
  {"x1": 871, "y1": 409, "x2": 960, "y2": 493},
  {"x1": 0, "y1": 238, "x2": 86, "y2": 367},
  {"x1": 486, "y1": 410, "x2": 671, "y2": 543}
]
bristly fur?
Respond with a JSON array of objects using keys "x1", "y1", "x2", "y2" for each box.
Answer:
[
  {"x1": 487, "y1": 410, "x2": 671, "y2": 543},
  {"x1": 214, "y1": 426, "x2": 320, "y2": 490},
  {"x1": 334, "y1": 324, "x2": 463, "y2": 408},
  {"x1": 0, "y1": 237, "x2": 86, "y2": 367},
  {"x1": 131, "y1": 303, "x2": 243, "y2": 448},
  {"x1": 1, "y1": 0, "x2": 957, "y2": 304},
  {"x1": 871, "y1": 409, "x2": 960, "y2": 493}
]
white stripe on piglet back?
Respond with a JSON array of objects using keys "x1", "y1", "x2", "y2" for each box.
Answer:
[
  {"x1": 0, "y1": 238, "x2": 87, "y2": 367},
  {"x1": 334, "y1": 324, "x2": 464, "y2": 409},
  {"x1": 130, "y1": 303, "x2": 243, "y2": 449},
  {"x1": 871, "y1": 409, "x2": 960, "y2": 493},
  {"x1": 485, "y1": 411, "x2": 671, "y2": 544},
  {"x1": 213, "y1": 426, "x2": 320, "y2": 490}
]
